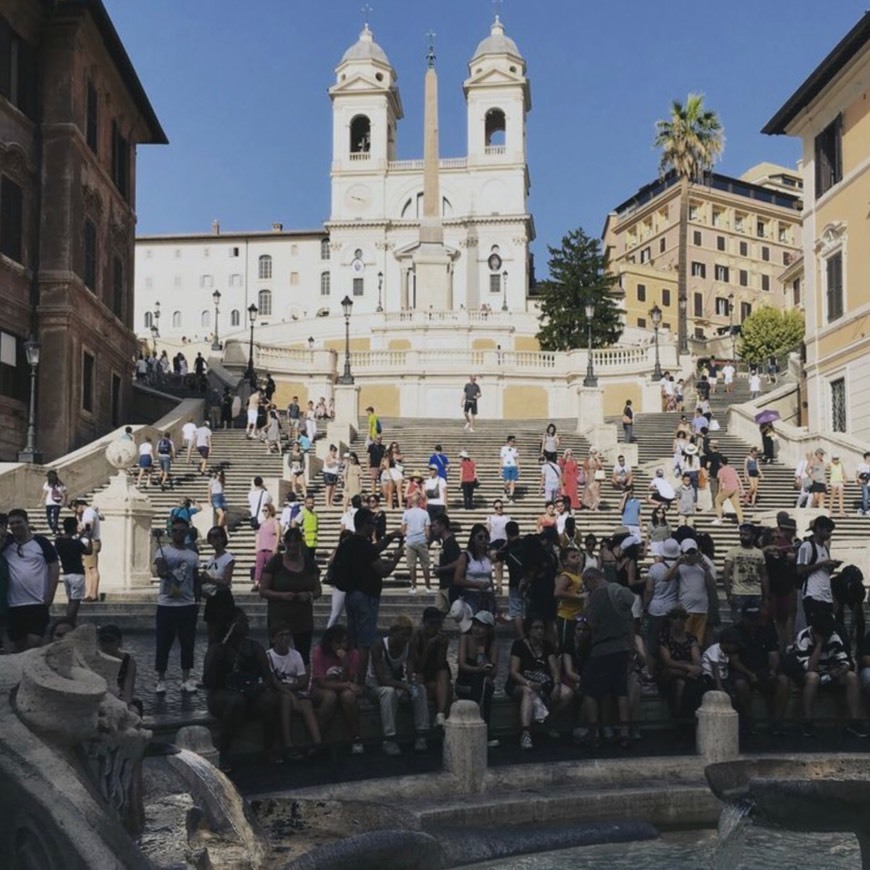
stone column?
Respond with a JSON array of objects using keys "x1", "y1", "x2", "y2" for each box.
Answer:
[
  {"x1": 443, "y1": 700, "x2": 487, "y2": 793},
  {"x1": 696, "y1": 690, "x2": 739, "y2": 764},
  {"x1": 92, "y1": 441, "x2": 154, "y2": 592}
]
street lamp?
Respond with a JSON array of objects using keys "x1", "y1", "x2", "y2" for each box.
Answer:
[
  {"x1": 337, "y1": 295, "x2": 355, "y2": 384},
  {"x1": 678, "y1": 295, "x2": 688, "y2": 355},
  {"x1": 245, "y1": 303, "x2": 258, "y2": 384},
  {"x1": 152, "y1": 300, "x2": 161, "y2": 336},
  {"x1": 728, "y1": 292, "x2": 736, "y2": 367},
  {"x1": 376, "y1": 271, "x2": 384, "y2": 312},
  {"x1": 307, "y1": 336, "x2": 315, "y2": 352},
  {"x1": 583, "y1": 302, "x2": 598, "y2": 387},
  {"x1": 17, "y1": 335, "x2": 42, "y2": 464},
  {"x1": 211, "y1": 289, "x2": 222, "y2": 350},
  {"x1": 501, "y1": 270, "x2": 508, "y2": 312},
  {"x1": 650, "y1": 303, "x2": 663, "y2": 380},
  {"x1": 150, "y1": 324, "x2": 159, "y2": 354}
]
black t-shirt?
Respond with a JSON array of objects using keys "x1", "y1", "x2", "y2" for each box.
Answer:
[
  {"x1": 622, "y1": 404, "x2": 633, "y2": 421},
  {"x1": 736, "y1": 622, "x2": 778, "y2": 671},
  {"x1": 696, "y1": 379, "x2": 710, "y2": 400},
  {"x1": 438, "y1": 535, "x2": 461, "y2": 590},
  {"x1": 765, "y1": 550, "x2": 796, "y2": 597},
  {"x1": 334, "y1": 533, "x2": 382, "y2": 598},
  {"x1": 54, "y1": 536, "x2": 88, "y2": 574},
  {"x1": 368, "y1": 442, "x2": 386, "y2": 469},
  {"x1": 703, "y1": 451, "x2": 723, "y2": 477},
  {"x1": 506, "y1": 638, "x2": 556, "y2": 694}
]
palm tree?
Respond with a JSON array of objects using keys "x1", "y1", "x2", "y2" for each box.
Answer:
[{"x1": 654, "y1": 94, "x2": 724, "y2": 353}]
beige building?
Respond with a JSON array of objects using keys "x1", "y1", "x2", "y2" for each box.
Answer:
[
  {"x1": 602, "y1": 167, "x2": 802, "y2": 344},
  {"x1": 764, "y1": 11, "x2": 870, "y2": 438}
]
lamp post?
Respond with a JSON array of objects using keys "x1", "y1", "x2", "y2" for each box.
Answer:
[
  {"x1": 152, "y1": 300, "x2": 161, "y2": 336},
  {"x1": 17, "y1": 335, "x2": 42, "y2": 464},
  {"x1": 337, "y1": 295, "x2": 354, "y2": 384},
  {"x1": 150, "y1": 324, "x2": 159, "y2": 354},
  {"x1": 245, "y1": 303, "x2": 258, "y2": 384},
  {"x1": 501, "y1": 270, "x2": 508, "y2": 312},
  {"x1": 728, "y1": 292, "x2": 736, "y2": 367},
  {"x1": 307, "y1": 336, "x2": 315, "y2": 352},
  {"x1": 376, "y1": 271, "x2": 384, "y2": 312},
  {"x1": 678, "y1": 295, "x2": 688, "y2": 355},
  {"x1": 211, "y1": 289, "x2": 222, "y2": 350},
  {"x1": 650, "y1": 303, "x2": 663, "y2": 380},
  {"x1": 583, "y1": 302, "x2": 598, "y2": 387}
]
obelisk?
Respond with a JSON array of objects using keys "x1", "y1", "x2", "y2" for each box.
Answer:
[{"x1": 413, "y1": 35, "x2": 452, "y2": 309}]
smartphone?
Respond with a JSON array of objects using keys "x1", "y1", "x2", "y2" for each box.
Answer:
[{"x1": 152, "y1": 528, "x2": 164, "y2": 539}]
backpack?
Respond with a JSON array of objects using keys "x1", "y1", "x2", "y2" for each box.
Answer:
[
  {"x1": 50, "y1": 484, "x2": 64, "y2": 504},
  {"x1": 158, "y1": 437, "x2": 172, "y2": 455},
  {"x1": 375, "y1": 418, "x2": 382, "y2": 434}
]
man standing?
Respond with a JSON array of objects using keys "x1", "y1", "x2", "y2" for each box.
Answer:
[
  {"x1": 401, "y1": 493, "x2": 431, "y2": 594},
  {"x1": 423, "y1": 465, "x2": 448, "y2": 522},
  {"x1": 286, "y1": 395, "x2": 301, "y2": 438},
  {"x1": 461, "y1": 375, "x2": 481, "y2": 432},
  {"x1": 723, "y1": 522, "x2": 768, "y2": 623},
  {"x1": 74, "y1": 498, "x2": 102, "y2": 601},
  {"x1": 500, "y1": 435, "x2": 520, "y2": 502},
  {"x1": 796, "y1": 515, "x2": 841, "y2": 628},
  {"x1": 246, "y1": 389, "x2": 261, "y2": 438},
  {"x1": 55, "y1": 516, "x2": 92, "y2": 622},
  {"x1": 431, "y1": 514, "x2": 461, "y2": 613},
  {"x1": 365, "y1": 405, "x2": 381, "y2": 445},
  {"x1": 621, "y1": 399, "x2": 636, "y2": 443},
  {"x1": 156, "y1": 430, "x2": 176, "y2": 492},
  {"x1": 857, "y1": 451, "x2": 870, "y2": 517},
  {"x1": 1, "y1": 509, "x2": 59, "y2": 651},
  {"x1": 664, "y1": 538, "x2": 717, "y2": 643},
  {"x1": 367, "y1": 433, "x2": 386, "y2": 493},
  {"x1": 722, "y1": 360, "x2": 735, "y2": 394},
  {"x1": 248, "y1": 476, "x2": 273, "y2": 527},
  {"x1": 702, "y1": 438, "x2": 724, "y2": 502},
  {"x1": 194, "y1": 420, "x2": 212, "y2": 475},
  {"x1": 332, "y1": 508, "x2": 404, "y2": 677}
]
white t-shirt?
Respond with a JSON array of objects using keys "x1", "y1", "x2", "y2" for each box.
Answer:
[
  {"x1": 613, "y1": 462, "x2": 631, "y2": 478},
  {"x1": 424, "y1": 476, "x2": 447, "y2": 506},
  {"x1": 402, "y1": 506, "x2": 430, "y2": 545},
  {"x1": 722, "y1": 365, "x2": 735, "y2": 384},
  {"x1": 182, "y1": 422, "x2": 197, "y2": 443},
  {"x1": 339, "y1": 507, "x2": 357, "y2": 532},
  {"x1": 267, "y1": 647, "x2": 307, "y2": 684},
  {"x1": 80, "y1": 506, "x2": 101, "y2": 541},
  {"x1": 702, "y1": 643, "x2": 729, "y2": 680},
  {"x1": 200, "y1": 550, "x2": 235, "y2": 596},
  {"x1": 248, "y1": 487, "x2": 273, "y2": 522},
  {"x1": 487, "y1": 513, "x2": 510, "y2": 542},
  {"x1": 749, "y1": 374, "x2": 761, "y2": 392},
  {"x1": 678, "y1": 557, "x2": 713, "y2": 614},
  {"x1": 541, "y1": 462, "x2": 561, "y2": 490},
  {"x1": 556, "y1": 513, "x2": 570, "y2": 535},
  {"x1": 195, "y1": 425, "x2": 211, "y2": 447},
  {"x1": 5, "y1": 537, "x2": 56, "y2": 606},
  {"x1": 42, "y1": 481, "x2": 67, "y2": 507},
  {"x1": 797, "y1": 539, "x2": 832, "y2": 603},
  {"x1": 139, "y1": 442, "x2": 153, "y2": 459},
  {"x1": 500, "y1": 445, "x2": 518, "y2": 468},
  {"x1": 650, "y1": 477, "x2": 676, "y2": 500}
]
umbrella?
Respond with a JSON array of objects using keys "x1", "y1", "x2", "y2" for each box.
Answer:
[{"x1": 754, "y1": 409, "x2": 781, "y2": 425}]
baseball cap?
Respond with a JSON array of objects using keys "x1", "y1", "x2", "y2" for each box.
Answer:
[
  {"x1": 738, "y1": 522, "x2": 755, "y2": 532},
  {"x1": 661, "y1": 539, "x2": 681, "y2": 561},
  {"x1": 680, "y1": 539, "x2": 699, "y2": 553},
  {"x1": 776, "y1": 511, "x2": 797, "y2": 529}
]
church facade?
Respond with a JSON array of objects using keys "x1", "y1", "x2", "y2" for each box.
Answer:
[{"x1": 134, "y1": 18, "x2": 534, "y2": 342}]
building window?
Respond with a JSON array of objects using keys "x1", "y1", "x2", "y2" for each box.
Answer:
[
  {"x1": 714, "y1": 265, "x2": 729, "y2": 282},
  {"x1": 82, "y1": 351, "x2": 95, "y2": 413},
  {"x1": 201, "y1": 310, "x2": 211, "y2": 328},
  {"x1": 662, "y1": 289, "x2": 671, "y2": 306},
  {"x1": 144, "y1": 311, "x2": 153, "y2": 329},
  {"x1": 258, "y1": 255, "x2": 272, "y2": 280},
  {"x1": 692, "y1": 230, "x2": 702, "y2": 246},
  {"x1": 740, "y1": 302, "x2": 752, "y2": 321},
  {"x1": 86, "y1": 79, "x2": 99, "y2": 154},
  {"x1": 761, "y1": 274, "x2": 770, "y2": 292},
  {"x1": 172, "y1": 311, "x2": 181, "y2": 328},
  {"x1": 715, "y1": 297, "x2": 730, "y2": 316},
  {"x1": 230, "y1": 246, "x2": 239, "y2": 258},
  {"x1": 485, "y1": 107, "x2": 507, "y2": 147},
  {"x1": 231, "y1": 309, "x2": 240, "y2": 327},
  {"x1": 257, "y1": 289, "x2": 272, "y2": 315},
  {"x1": 637, "y1": 284, "x2": 646, "y2": 302},
  {"x1": 0, "y1": 330, "x2": 28, "y2": 401},
  {"x1": 815, "y1": 115, "x2": 843, "y2": 198},
  {"x1": 659, "y1": 237, "x2": 666, "y2": 253},
  {"x1": 693, "y1": 292, "x2": 703, "y2": 318},
  {"x1": 825, "y1": 251, "x2": 843, "y2": 322},
  {"x1": 111, "y1": 372, "x2": 121, "y2": 427},
  {"x1": 0, "y1": 174, "x2": 24, "y2": 263},
  {"x1": 353, "y1": 277, "x2": 364, "y2": 297},
  {"x1": 831, "y1": 378, "x2": 846, "y2": 432},
  {"x1": 110, "y1": 121, "x2": 130, "y2": 200},
  {"x1": 320, "y1": 238, "x2": 330, "y2": 260},
  {"x1": 320, "y1": 271, "x2": 331, "y2": 296},
  {"x1": 290, "y1": 272, "x2": 299, "y2": 285},
  {"x1": 0, "y1": 19, "x2": 37, "y2": 118},
  {"x1": 199, "y1": 274, "x2": 213, "y2": 288},
  {"x1": 739, "y1": 269, "x2": 748, "y2": 287},
  {"x1": 112, "y1": 256, "x2": 124, "y2": 318},
  {"x1": 489, "y1": 273, "x2": 501, "y2": 294},
  {"x1": 778, "y1": 224, "x2": 790, "y2": 243},
  {"x1": 735, "y1": 214, "x2": 745, "y2": 233},
  {"x1": 793, "y1": 279, "x2": 801, "y2": 307},
  {"x1": 229, "y1": 273, "x2": 242, "y2": 287},
  {"x1": 84, "y1": 219, "x2": 98, "y2": 291},
  {"x1": 756, "y1": 219, "x2": 766, "y2": 239},
  {"x1": 639, "y1": 246, "x2": 651, "y2": 264},
  {"x1": 350, "y1": 115, "x2": 371, "y2": 154},
  {"x1": 739, "y1": 241, "x2": 748, "y2": 256},
  {"x1": 688, "y1": 203, "x2": 699, "y2": 222},
  {"x1": 637, "y1": 317, "x2": 647, "y2": 328},
  {"x1": 761, "y1": 246, "x2": 770, "y2": 262},
  {"x1": 711, "y1": 209, "x2": 723, "y2": 228},
  {"x1": 716, "y1": 236, "x2": 725, "y2": 252},
  {"x1": 691, "y1": 262, "x2": 706, "y2": 278}
]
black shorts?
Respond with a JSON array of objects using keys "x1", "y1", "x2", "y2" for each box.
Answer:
[
  {"x1": 582, "y1": 650, "x2": 630, "y2": 700},
  {"x1": 464, "y1": 401, "x2": 478, "y2": 415},
  {"x1": 811, "y1": 482, "x2": 827, "y2": 493},
  {"x1": 7, "y1": 604, "x2": 50, "y2": 643}
]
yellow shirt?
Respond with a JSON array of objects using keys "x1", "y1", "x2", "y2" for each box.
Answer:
[{"x1": 556, "y1": 571, "x2": 584, "y2": 621}]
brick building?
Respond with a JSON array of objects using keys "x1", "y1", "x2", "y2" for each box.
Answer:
[{"x1": 0, "y1": 0, "x2": 165, "y2": 461}]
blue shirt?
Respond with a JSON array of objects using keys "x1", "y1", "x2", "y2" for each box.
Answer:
[
  {"x1": 429, "y1": 453, "x2": 449, "y2": 480},
  {"x1": 621, "y1": 497, "x2": 641, "y2": 526}
]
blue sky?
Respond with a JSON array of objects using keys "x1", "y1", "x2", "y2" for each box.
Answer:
[{"x1": 106, "y1": 0, "x2": 866, "y2": 271}]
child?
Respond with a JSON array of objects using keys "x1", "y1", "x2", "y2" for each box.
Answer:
[
  {"x1": 267, "y1": 623, "x2": 322, "y2": 758},
  {"x1": 646, "y1": 506, "x2": 672, "y2": 558},
  {"x1": 676, "y1": 473, "x2": 696, "y2": 524},
  {"x1": 701, "y1": 627, "x2": 740, "y2": 695},
  {"x1": 620, "y1": 485, "x2": 642, "y2": 538},
  {"x1": 54, "y1": 516, "x2": 92, "y2": 621}
]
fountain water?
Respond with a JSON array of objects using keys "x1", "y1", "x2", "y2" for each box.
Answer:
[{"x1": 712, "y1": 797, "x2": 754, "y2": 870}]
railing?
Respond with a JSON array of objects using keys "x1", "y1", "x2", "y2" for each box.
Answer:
[
  {"x1": 387, "y1": 157, "x2": 468, "y2": 171},
  {"x1": 348, "y1": 152, "x2": 371, "y2": 161},
  {"x1": 381, "y1": 309, "x2": 513, "y2": 325},
  {"x1": 591, "y1": 347, "x2": 650, "y2": 368},
  {"x1": 484, "y1": 145, "x2": 506, "y2": 155}
]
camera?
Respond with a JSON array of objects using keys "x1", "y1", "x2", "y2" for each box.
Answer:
[{"x1": 152, "y1": 528, "x2": 164, "y2": 540}]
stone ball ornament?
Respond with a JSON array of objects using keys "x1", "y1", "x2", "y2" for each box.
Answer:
[{"x1": 106, "y1": 438, "x2": 138, "y2": 470}]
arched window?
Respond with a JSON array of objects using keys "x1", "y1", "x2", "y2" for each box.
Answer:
[
  {"x1": 350, "y1": 115, "x2": 371, "y2": 154},
  {"x1": 320, "y1": 271, "x2": 331, "y2": 296},
  {"x1": 485, "y1": 108, "x2": 506, "y2": 148},
  {"x1": 230, "y1": 309, "x2": 240, "y2": 327},
  {"x1": 258, "y1": 255, "x2": 272, "y2": 280},
  {"x1": 320, "y1": 238, "x2": 330, "y2": 260},
  {"x1": 201, "y1": 310, "x2": 211, "y2": 328},
  {"x1": 144, "y1": 311, "x2": 153, "y2": 329},
  {"x1": 172, "y1": 310, "x2": 182, "y2": 328},
  {"x1": 258, "y1": 289, "x2": 272, "y2": 316}
]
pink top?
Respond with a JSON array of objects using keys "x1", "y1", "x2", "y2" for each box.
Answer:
[
  {"x1": 460, "y1": 459, "x2": 477, "y2": 484},
  {"x1": 717, "y1": 465, "x2": 741, "y2": 491},
  {"x1": 255, "y1": 518, "x2": 281, "y2": 552},
  {"x1": 312, "y1": 646, "x2": 361, "y2": 682}
]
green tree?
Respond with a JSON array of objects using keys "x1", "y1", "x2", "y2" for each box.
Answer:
[
  {"x1": 737, "y1": 307, "x2": 805, "y2": 365},
  {"x1": 535, "y1": 227, "x2": 623, "y2": 351},
  {"x1": 654, "y1": 94, "x2": 724, "y2": 351}
]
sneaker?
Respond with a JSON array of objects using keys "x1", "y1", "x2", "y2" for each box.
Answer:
[
  {"x1": 434, "y1": 712, "x2": 446, "y2": 728},
  {"x1": 351, "y1": 741, "x2": 364, "y2": 755},
  {"x1": 181, "y1": 679, "x2": 198, "y2": 694},
  {"x1": 154, "y1": 679, "x2": 167, "y2": 694},
  {"x1": 413, "y1": 736, "x2": 428, "y2": 753},
  {"x1": 486, "y1": 738, "x2": 500, "y2": 748},
  {"x1": 711, "y1": 519, "x2": 723, "y2": 525},
  {"x1": 382, "y1": 739, "x2": 401, "y2": 756},
  {"x1": 520, "y1": 731, "x2": 533, "y2": 751},
  {"x1": 408, "y1": 587, "x2": 417, "y2": 595},
  {"x1": 845, "y1": 722, "x2": 870, "y2": 739}
]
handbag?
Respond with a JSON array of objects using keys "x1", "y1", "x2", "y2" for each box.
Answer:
[
  {"x1": 593, "y1": 469, "x2": 606, "y2": 481},
  {"x1": 249, "y1": 491, "x2": 264, "y2": 530}
]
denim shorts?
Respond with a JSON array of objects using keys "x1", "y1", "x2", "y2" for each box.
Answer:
[
  {"x1": 346, "y1": 590, "x2": 380, "y2": 649},
  {"x1": 502, "y1": 466, "x2": 519, "y2": 482},
  {"x1": 508, "y1": 587, "x2": 525, "y2": 619}
]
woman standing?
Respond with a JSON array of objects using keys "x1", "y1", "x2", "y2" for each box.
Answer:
[
  {"x1": 647, "y1": 506, "x2": 672, "y2": 558},
  {"x1": 43, "y1": 470, "x2": 67, "y2": 534},
  {"x1": 304, "y1": 401, "x2": 317, "y2": 443},
  {"x1": 208, "y1": 468, "x2": 228, "y2": 529},
  {"x1": 456, "y1": 611, "x2": 500, "y2": 744},
  {"x1": 264, "y1": 405, "x2": 282, "y2": 454},
  {"x1": 681, "y1": 444, "x2": 702, "y2": 496},
  {"x1": 343, "y1": 451, "x2": 362, "y2": 507},
  {"x1": 581, "y1": 448, "x2": 603, "y2": 511},
  {"x1": 379, "y1": 455, "x2": 396, "y2": 511},
  {"x1": 760, "y1": 422, "x2": 776, "y2": 464},
  {"x1": 200, "y1": 526, "x2": 236, "y2": 645},
  {"x1": 259, "y1": 527, "x2": 322, "y2": 663},
  {"x1": 743, "y1": 447, "x2": 764, "y2": 506},
  {"x1": 452, "y1": 524, "x2": 496, "y2": 614},
  {"x1": 559, "y1": 449, "x2": 580, "y2": 510},
  {"x1": 459, "y1": 450, "x2": 478, "y2": 510},
  {"x1": 828, "y1": 455, "x2": 847, "y2": 516},
  {"x1": 540, "y1": 424, "x2": 560, "y2": 462},
  {"x1": 252, "y1": 503, "x2": 281, "y2": 592},
  {"x1": 388, "y1": 441, "x2": 405, "y2": 508},
  {"x1": 322, "y1": 444, "x2": 341, "y2": 507}
]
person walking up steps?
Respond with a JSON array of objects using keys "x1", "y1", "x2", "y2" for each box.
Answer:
[
  {"x1": 462, "y1": 375, "x2": 481, "y2": 432},
  {"x1": 501, "y1": 435, "x2": 520, "y2": 502}
]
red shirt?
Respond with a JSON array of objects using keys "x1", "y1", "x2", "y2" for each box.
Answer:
[
  {"x1": 717, "y1": 465, "x2": 740, "y2": 491},
  {"x1": 312, "y1": 646, "x2": 360, "y2": 683},
  {"x1": 460, "y1": 459, "x2": 477, "y2": 484}
]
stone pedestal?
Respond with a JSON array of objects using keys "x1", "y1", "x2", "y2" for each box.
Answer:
[
  {"x1": 443, "y1": 700, "x2": 487, "y2": 793},
  {"x1": 576, "y1": 385, "x2": 619, "y2": 453},
  {"x1": 332, "y1": 384, "x2": 360, "y2": 431},
  {"x1": 93, "y1": 472, "x2": 155, "y2": 592},
  {"x1": 696, "y1": 691, "x2": 739, "y2": 764}
]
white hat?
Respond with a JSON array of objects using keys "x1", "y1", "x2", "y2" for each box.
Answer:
[
  {"x1": 661, "y1": 538, "x2": 681, "y2": 560},
  {"x1": 458, "y1": 450, "x2": 470, "y2": 459},
  {"x1": 619, "y1": 535, "x2": 642, "y2": 550},
  {"x1": 683, "y1": 444, "x2": 698, "y2": 455},
  {"x1": 472, "y1": 611, "x2": 495, "y2": 627},
  {"x1": 447, "y1": 600, "x2": 473, "y2": 633},
  {"x1": 680, "y1": 538, "x2": 699, "y2": 553}
]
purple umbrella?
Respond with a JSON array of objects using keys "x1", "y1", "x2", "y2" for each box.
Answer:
[{"x1": 754, "y1": 409, "x2": 781, "y2": 425}]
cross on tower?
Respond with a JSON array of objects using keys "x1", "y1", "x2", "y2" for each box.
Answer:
[
  {"x1": 361, "y1": 3, "x2": 373, "y2": 26},
  {"x1": 426, "y1": 29, "x2": 436, "y2": 67},
  {"x1": 492, "y1": 0, "x2": 503, "y2": 21}
]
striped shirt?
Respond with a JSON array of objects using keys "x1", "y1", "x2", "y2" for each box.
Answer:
[{"x1": 793, "y1": 627, "x2": 851, "y2": 672}]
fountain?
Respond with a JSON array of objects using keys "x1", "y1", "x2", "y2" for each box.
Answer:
[{"x1": 706, "y1": 757, "x2": 870, "y2": 869}]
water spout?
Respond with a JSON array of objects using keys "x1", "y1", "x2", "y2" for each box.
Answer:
[{"x1": 713, "y1": 797, "x2": 755, "y2": 870}]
